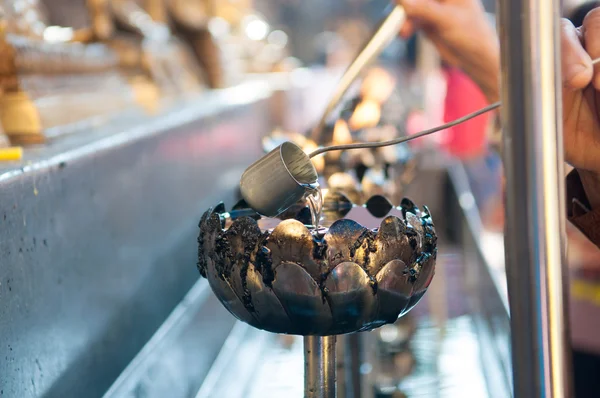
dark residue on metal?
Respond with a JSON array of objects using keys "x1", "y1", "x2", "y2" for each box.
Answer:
[
  {"x1": 196, "y1": 196, "x2": 438, "y2": 335},
  {"x1": 234, "y1": 217, "x2": 262, "y2": 313},
  {"x1": 196, "y1": 210, "x2": 211, "y2": 278},
  {"x1": 256, "y1": 237, "x2": 274, "y2": 286},
  {"x1": 312, "y1": 236, "x2": 328, "y2": 260},
  {"x1": 347, "y1": 229, "x2": 379, "y2": 294},
  {"x1": 198, "y1": 198, "x2": 436, "y2": 289}
]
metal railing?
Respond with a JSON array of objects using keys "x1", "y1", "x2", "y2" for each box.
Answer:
[{"x1": 497, "y1": 0, "x2": 572, "y2": 396}]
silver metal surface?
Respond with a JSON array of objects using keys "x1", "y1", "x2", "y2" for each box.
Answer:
[
  {"x1": 305, "y1": 336, "x2": 337, "y2": 398},
  {"x1": 447, "y1": 162, "x2": 512, "y2": 397},
  {"x1": 497, "y1": 0, "x2": 571, "y2": 396},
  {"x1": 194, "y1": 322, "x2": 272, "y2": 398},
  {"x1": 103, "y1": 280, "x2": 235, "y2": 398},
  {"x1": 240, "y1": 141, "x2": 318, "y2": 217},
  {"x1": 193, "y1": 330, "x2": 305, "y2": 398},
  {"x1": 0, "y1": 80, "x2": 278, "y2": 397},
  {"x1": 310, "y1": 5, "x2": 406, "y2": 143},
  {"x1": 345, "y1": 334, "x2": 363, "y2": 398},
  {"x1": 197, "y1": 197, "x2": 437, "y2": 336}
]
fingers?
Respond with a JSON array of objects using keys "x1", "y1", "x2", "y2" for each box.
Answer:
[
  {"x1": 399, "y1": 19, "x2": 415, "y2": 39},
  {"x1": 582, "y1": 7, "x2": 600, "y2": 89},
  {"x1": 400, "y1": 0, "x2": 447, "y2": 28},
  {"x1": 561, "y1": 18, "x2": 593, "y2": 90}
]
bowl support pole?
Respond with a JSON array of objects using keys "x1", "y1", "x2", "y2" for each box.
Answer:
[{"x1": 304, "y1": 335, "x2": 337, "y2": 397}]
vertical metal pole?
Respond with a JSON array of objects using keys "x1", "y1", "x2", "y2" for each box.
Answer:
[
  {"x1": 337, "y1": 335, "x2": 347, "y2": 398},
  {"x1": 497, "y1": 0, "x2": 572, "y2": 396},
  {"x1": 305, "y1": 336, "x2": 337, "y2": 398},
  {"x1": 345, "y1": 334, "x2": 362, "y2": 398}
]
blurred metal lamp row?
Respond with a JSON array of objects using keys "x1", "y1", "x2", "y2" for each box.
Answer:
[{"x1": 0, "y1": 0, "x2": 294, "y2": 147}]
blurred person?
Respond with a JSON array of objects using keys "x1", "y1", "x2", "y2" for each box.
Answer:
[{"x1": 397, "y1": 0, "x2": 600, "y2": 249}]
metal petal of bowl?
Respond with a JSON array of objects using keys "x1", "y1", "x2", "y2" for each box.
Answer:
[{"x1": 197, "y1": 196, "x2": 437, "y2": 336}]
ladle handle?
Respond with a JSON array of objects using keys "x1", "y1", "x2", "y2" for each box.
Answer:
[
  {"x1": 310, "y1": 5, "x2": 406, "y2": 144},
  {"x1": 221, "y1": 200, "x2": 354, "y2": 221},
  {"x1": 309, "y1": 101, "x2": 502, "y2": 158}
]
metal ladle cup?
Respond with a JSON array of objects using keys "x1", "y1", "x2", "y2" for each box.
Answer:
[
  {"x1": 240, "y1": 141, "x2": 318, "y2": 217},
  {"x1": 239, "y1": 101, "x2": 502, "y2": 217}
]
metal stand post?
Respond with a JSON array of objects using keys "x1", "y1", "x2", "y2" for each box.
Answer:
[
  {"x1": 345, "y1": 334, "x2": 362, "y2": 398},
  {"x1": 336, "y1": 335, "x2": 347, "y2": 397},
  {"x1": 304, "y1": 336, "x2": 337, "y2": 398},
  {"x1": 497, "y1": 0, "x2": 573, "y2": 396}
]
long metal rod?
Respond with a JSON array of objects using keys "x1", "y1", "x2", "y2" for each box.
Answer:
[
  {"x1": 304, "y1": 336, "x2": 337, "y2": 398},
  {"x1": 497, "y1": 0, "x2": 572, "y2": 396},
  {"x1": 308, "y1": 102, "x2": 500, "y2": 158},
  {"x1": 310, "y1": 5, "x2": 406, "y2": 144}
]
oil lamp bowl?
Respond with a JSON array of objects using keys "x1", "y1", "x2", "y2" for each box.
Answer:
[{"x1": 197, "y1": 195, "x2": 437, "y2": 336}]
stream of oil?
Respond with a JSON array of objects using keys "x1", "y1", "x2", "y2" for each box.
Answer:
[{"x1": 306, "y1": 184, "x2": 323, "y2": 228}]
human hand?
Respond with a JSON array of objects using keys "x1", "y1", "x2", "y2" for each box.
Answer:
[
  {"x1": 397, "y1": 0, "x2": 500, "y2": 102},
  {"x1": 562, "y1": 9, "x2": 600, "y2": 209},
  {"x1": 398, "y1": 1, "x2": 600, "y2": 209}
]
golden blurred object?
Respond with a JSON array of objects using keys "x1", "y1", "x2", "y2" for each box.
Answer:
[
  {"x1": 181, "y1": 29, "x2": 237, "y2": 89},
  {"x1": 145, "y1": 0, "x2": 170, "y2": 24},
  {"x1": 327, "y1": 119, "x2": 352, "y2": 163},
  {"x1": 96, "y1": 0, "x2": 206, "y2": 97},
  {"x1": 211, "y1": 0, "x2": 253, "y2": 26},
  {"x1": 0, "y1": 0, "x2": 212, "y2": 144},
  {"x1": 326, "y1": 172, "x2": 362, "y2": 204},
  {"x1": 349, "y1": 99, "x2": 381, "y2": 130},
  {"x1": 332, "y1": 120, "x2": 352, "y2": 146},
  {"x1": 0, "y1": 0, "x2": 141, "y2": 142},
  {"x1": 87, "y1": 0, "x2": 115, "y2": 41},
  {"x1": 170, "y1": 1, "x2": 288, "y2": 87},
  {"x1": 0, "y1": 92, "x2": 44, "y2": 144},
  {"x1": 0, "y1": 146, "x2": 23, "y2": 161},
  {"x1": 0, "y1": 28, "x2": 136, "y2": 142},
  {"x1": 129, "y1": 76, "x2": 160, "y2": 113},
  {"x1": 302, "y1": 140, "x2": 325, "y2": 174},
  {"x1": 0, "y1": 88, "x2": 8, "y2": 147},
  {"x1": 167, "y1": 0, "x2": 210, "y2": 30},
  {"x1": 165, "y1": 0, "x2": 240, "y2": 88},
  {"x1": 361, "y1": 67, "x2": 396, "y2": 104}
]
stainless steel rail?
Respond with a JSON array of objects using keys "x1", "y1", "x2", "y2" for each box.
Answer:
[
  {"x1": 0, "y1": 80, "x2": 279, "y2": 397},
  {"x1": 497, "y1": 0, "x2": 572, "y2": 396}
]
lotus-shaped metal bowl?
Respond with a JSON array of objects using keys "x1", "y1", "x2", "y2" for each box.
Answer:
[{"x1": 197, "y1": 195, "x2": 437, "y2": 336}]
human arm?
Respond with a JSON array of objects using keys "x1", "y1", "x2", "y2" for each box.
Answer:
[{"x1": 397, "y1": 0, "x2": 600, "y2": 246}]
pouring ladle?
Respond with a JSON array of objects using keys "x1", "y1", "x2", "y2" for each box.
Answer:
[{"x1": 241, "y1": 101, "x2": 501, "y2": 217}]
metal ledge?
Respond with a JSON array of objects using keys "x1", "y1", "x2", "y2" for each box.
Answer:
[
  {"x1": 0, "y1": 79, "x2": 285, "y2": 398},
  {"x1": 103, "y1": 279, "x2": 238, "y2": 398},
  {"x1": 446, "y1": 161, "x2": 512, "y2": 397}
]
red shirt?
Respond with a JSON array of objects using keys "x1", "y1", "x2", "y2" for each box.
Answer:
[{"x1": 442, "y1": 67, "x2": 490, "y2": 159}]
